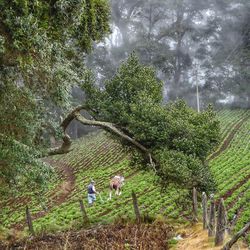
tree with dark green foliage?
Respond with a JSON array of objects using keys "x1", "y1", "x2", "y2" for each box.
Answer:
[
  {"x1": 64, "y1": 54, "x2": 220, "y2": 191},
  {"x1": 0, "y1": 0, "x2": 110, "y2": 192},
  {"x1": 0, "y1": 0, "x2": 220, "y2": 195}
]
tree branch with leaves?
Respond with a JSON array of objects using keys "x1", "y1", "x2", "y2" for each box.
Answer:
[{"x1": 53, "y1": 54, "x2": 220, "y2": 191}]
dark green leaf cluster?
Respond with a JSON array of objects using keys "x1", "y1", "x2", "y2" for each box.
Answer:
[
  {"x1": 0, "y1": 133, "x2": 53, "y2": 194},
  {"x1": 0, "y1": 0, "x2": 110, "y2": 189},
  {"x1": 0, "y1": 0, "x2": 110, "y2": 105},
  {"x1": 0, "y1": 81, "x2": 53, "y2": 190},
  {"x1": 0, "y1": 0, "x2": 110, "y2": 54}
]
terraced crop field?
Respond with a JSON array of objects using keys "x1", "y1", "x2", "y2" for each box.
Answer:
[
  {"x1": 0, "y1": 133, "x2": 190, "y2": 234},
  {"x1": 0, "y1": 109, "x2": 249, "y2": 243},
  {"x1": 210, "y1": 109, "x2": 250, "y2": 242}
]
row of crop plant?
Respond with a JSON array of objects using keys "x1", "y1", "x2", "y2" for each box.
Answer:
[
  {"x1": 210, "y1": 111, "x2": 250, "y2": 244},
  {"x1": 0, "y1": 109, "x2": 248, "y2": 237}
]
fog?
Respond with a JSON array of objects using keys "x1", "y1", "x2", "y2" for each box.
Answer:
[{"x1": 87, "y1": 0, "x2": 250, "y2": 109}]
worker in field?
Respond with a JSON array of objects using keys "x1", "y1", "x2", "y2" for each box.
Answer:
[
  {"x1": 108, "y1": 175, "x2": 125, "y2": 200},
  {"x1": 87, "y1": 180, "x2": 98, "y2": 206}
]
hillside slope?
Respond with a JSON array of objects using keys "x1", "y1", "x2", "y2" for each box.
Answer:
[
  {"x1": 0, "y1": 109, "x2": 249, "y2": 244},
  {"x1": 210, "y1": 110, "x2": 250, "y2": 242}
]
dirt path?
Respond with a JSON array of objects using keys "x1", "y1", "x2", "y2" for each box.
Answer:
[
  {"x1": 33, "y1": 159, "x2": 76, "y2": 219},
  {"x1": 220, "y1": 173, "x2": 250, "y2": 203},
  {"x1": 175, "y1": 223, "x2": 248, "y2": 250},
  {"x1": 13, "y1": 158, "x2": 76, "y2": 230}
]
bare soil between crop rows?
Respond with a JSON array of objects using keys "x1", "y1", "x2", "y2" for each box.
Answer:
[
  {"x1": 12, "y1": 159, "x2": 76, "y2": 230},
  {"x1": 176, "y1": 115, "x2": 250, "y2": 249},
  {"x1": 208, "y1": 115, "x2": 249, "y2": 161}
]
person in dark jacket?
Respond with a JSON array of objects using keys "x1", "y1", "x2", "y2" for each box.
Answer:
[{"x1": 87, "y1": 180, "x2": 98, "y2": 206}]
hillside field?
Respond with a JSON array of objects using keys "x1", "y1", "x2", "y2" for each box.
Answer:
[{"x1": 0, "y1": 109, "x2": 249, "y2": 245}]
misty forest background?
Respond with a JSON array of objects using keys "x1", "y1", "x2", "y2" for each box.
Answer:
[{"x1": 76, "y1": 0, "x2": 250, "y2": 138}]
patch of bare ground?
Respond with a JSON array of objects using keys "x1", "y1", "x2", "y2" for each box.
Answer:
[
  {"x1": 175, "y1": 223, "x2": 248, "y2": 250},
  {"x1": 12, "y1": 159, "x2": 76, "y2": 230},
  {"x1": 1, "y1": 223, "x2": 174, "y2": 250}
]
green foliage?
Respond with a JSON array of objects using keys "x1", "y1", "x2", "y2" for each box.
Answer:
[
  {"x1": 82, "y1": 54, "x2": 220, "y2": 190},
  {"x1": 0, "y1": 81, "x2": 51, "y2": 188},
  {"x1": 0, "y1": 134, "x2": 53, "y2": 193},
  {"x1": 0, "y1": 0, "x2": 110, "y2": 55},
  {"x1": 0, "y1": 0, "x2": 110, "y2": 188},
  {"x1": 1, "y1": 110, "x2": 249, "y2": 239},
  {"x1": 83, "y1": 54, "x2": 163, "y2": 127},
  {"x1": 0, "y1": 0, "x2": 110, "y2": 105},
  {"x1": 209, "y1": 110, "x2": 250, "y2": 243},
  {"x1": 0, "y1": 82, "x2": 39, "y2": 144},
  {"x1": 156, "y1": 150, "x2": 215, "y2": 192},
  {"x1": 0, "y1": 35, "x2": 5, "y2": 54},
  {"x1": 210, "y1": 111, "x2": 250, "y2": 244},
  {"x1": 0, "y1": 132, "x2": 189, "y2": 233}
]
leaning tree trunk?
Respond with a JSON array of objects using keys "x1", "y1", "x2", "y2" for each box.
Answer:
[
  {"x1": 48, "y1": 106, "x2": 158, "y2": 169},
  {"x1": 48, "y1": 106, "x2": 84, "y2": 155}
]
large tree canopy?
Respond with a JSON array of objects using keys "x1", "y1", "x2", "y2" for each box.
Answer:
[
  {"x1": 73, "y1": 54, "x2": 220, "y2": 191},
  {"x1": 0, "y1": 0, "x2": 110, "y2": 190},
  {"x1": 0, "y1": 0, "x2": 220, "y2": 194}
]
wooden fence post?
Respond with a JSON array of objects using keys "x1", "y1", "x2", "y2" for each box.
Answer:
[
  {"x1": 25, "y1": 206, "x2": 35, "y2": 235},
  {"x1": 215, "y1": 198, "x2": 227, "y2": 246},
  {"x1": 208, "y1": 194, "x2": 215, "y2": 237},
  {"x1": 202, "y1": 192, "x2": 208, "y2": 230},
  {"x1": 79, "y1": 200, "x2": 89, "y2": 224},
  {"x1": 132, "y1": 190, "x2": 141, "y2": 224},
  {"x1": 192, "y1": 187, "x2": 198, "y2": 222},
  {"x1": 222, "y1": 222, "x2": 250, "y2": 250}
]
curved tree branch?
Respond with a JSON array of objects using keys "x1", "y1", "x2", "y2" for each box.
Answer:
[
  {"x1": 48, "y1": 105, "x2": 85, "y2": 155},
  {"x1": 75, "y1": 112, "x2": 148, "y2": 152},
  {"x1": 48, "y1": 106, "x2": 158, "y2": 168},
  {"x1": 75, "y1": 111, "x2": 158, "y2": 167}
]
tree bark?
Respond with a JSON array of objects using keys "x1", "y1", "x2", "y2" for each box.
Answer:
[
  {"x1": 79, "y1": 200, "x2": 89, "y2": 224},
  {"x1": 202, "y1": 192, "x2": 208, "y2": 230},
  {"x1": 48, "y1": 106, "x2": 83, "y2": 155},
  {"x1": 132, "y1": 190, "x2": 141, "y2": 224},
  {"x1": 222, "y1": 222, "x2": 250, "y2": 250},
  {"x1": 192, "y1": 187, "x2": 198, "y2": 222},
  {"x1": 208, "y1": 194, "x2": 216, "y2": 237},
  {"x1": 74, "y1": 111, "x2": 157, "y2": 166},
  {"x1": 49, "y1": 106, "x2": 157, "y2": 168},
  {"x1": 215, "y1": 198, "x2": 227, "y2": 246},
  {"x1": 173, "y1": 8, "x2": 185, "y2": 91},
  {"x1": 26, "y1": 206, "x2": 35, "y2": 235}
]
